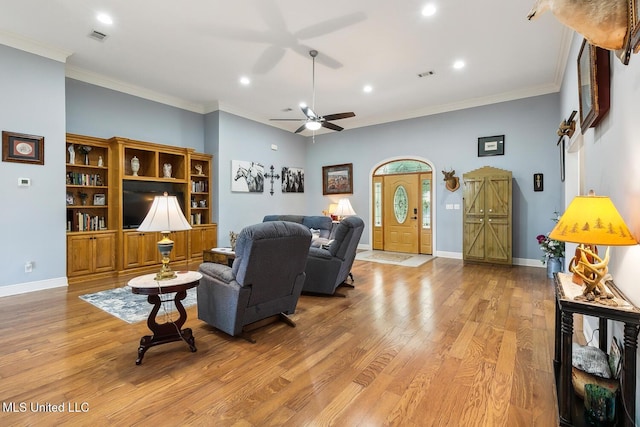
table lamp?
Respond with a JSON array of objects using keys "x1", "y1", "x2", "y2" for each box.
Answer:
[
  {"x1": 138, "y1": 192, "x2": 192, "y2": 280},
  {"x1": 549, "y1": 190, "x2": 637, "y2": 302},
  {"x1": 334, "y1": 198, "x2": 356, "y2": 221},
  {"x1": 324, "y1": 203, "x2": 339, "y2": 219}
]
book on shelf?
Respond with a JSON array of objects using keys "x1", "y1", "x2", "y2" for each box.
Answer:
[
  {"x1": 74, "y1": 213, "x2": 106, "y2": 231},
  {"x1": 191, "y1": 180, "x2": 207, "y2": 192},
  {"x1": 67, "y1": 172, "x2": 103, "y2": 186}
]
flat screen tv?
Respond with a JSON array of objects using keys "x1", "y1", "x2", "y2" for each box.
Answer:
[{"x1": 122, "y1": 181, "x2": 185, "y2": 229}]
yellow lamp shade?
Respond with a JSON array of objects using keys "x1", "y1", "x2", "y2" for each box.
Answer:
[{"x1": 549, "y1": 193, "x2": 637, "y2": 246}]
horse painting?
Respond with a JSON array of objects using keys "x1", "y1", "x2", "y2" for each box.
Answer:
[
  {"x1": 232, "y1": 161, "x2": 264, "y2": 193},
  {"x1": 281, "y1": 167, "x2": 305, "y2": 193}
]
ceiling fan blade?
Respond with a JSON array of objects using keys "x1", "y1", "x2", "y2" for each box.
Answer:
[
  {"x1": 294, "y1": 124, "x2": 308, "y2": 134},
  {"x1": 294, "y1": 12, "x2": 367, "y2": 40},
  {"x1": 252, "y1": 45, "x2": 286, "y2": 74},
  {"x1": 322, "y1": 112, "x2": 355, "y2": 121},
  {"x1": 255, "y1": 0, "x2": 287, "y2": 33},
  {"x1": 301, "y1": 106, "x2": 318, "y2": 119},
  {"x1": 270, "y1": 118, "x2": 305, "y2": 121},
  {"x1": 322, "y1": 121, "x2": 344, "y2": 132}
]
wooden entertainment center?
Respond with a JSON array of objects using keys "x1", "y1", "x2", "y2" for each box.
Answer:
[{"x1": 66, "y1": 133, "x2": 217, "y2": 283}]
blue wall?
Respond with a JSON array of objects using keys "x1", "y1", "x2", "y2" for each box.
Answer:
[
  {"x1": 306, "y1": 93, "x2": 562, "y2": 261},
  {"x1": 0, "y1": 45, "x2": 66, "y2": 290},
  {"x1": 216, "y1": 111, "x2": 308, "y2": 246},
  {"x1": 66, "y1": 78, "x2": 205, "y2": 150}
]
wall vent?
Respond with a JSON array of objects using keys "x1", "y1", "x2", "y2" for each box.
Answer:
[{"x1": 89, "y1": 30, "x2": 108, "y2": 41}]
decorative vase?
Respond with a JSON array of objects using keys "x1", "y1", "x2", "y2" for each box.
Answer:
[
  {"x1": 584, "y1": 384, "x2": 616, "y2": 426},
  {"x1": 131, "y1": 156, "x2": 140, "y2": 176},
  {"x1": 547, "y1": 257, "x2": 563, "y2": 278}
]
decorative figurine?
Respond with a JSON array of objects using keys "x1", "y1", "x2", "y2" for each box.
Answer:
[
  {"x1": 68, "y1": 145, "x2": 75, "y2": 164},
  {"x1": 195, "y1": 164, "x2": 203, "y2": 175},
  {"x1": 98, "y1": 155, "x2": 104, "y2": 167}
]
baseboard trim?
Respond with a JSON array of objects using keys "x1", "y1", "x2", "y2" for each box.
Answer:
[
  {"x1": 0, "y1": 277, "x2": 68, "y2": 297},
  {"x1": 436, "y1": 251, "x2": 462, "y2": 259}
]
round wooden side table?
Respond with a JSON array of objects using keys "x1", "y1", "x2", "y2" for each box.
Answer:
[{"x1": 128, "y1": 270, "x2": 202, "y2": 365}]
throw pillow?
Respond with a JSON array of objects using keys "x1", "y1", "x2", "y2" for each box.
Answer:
[{"x1": 572, "y1": 344, "x2": 611, "y2": 378}]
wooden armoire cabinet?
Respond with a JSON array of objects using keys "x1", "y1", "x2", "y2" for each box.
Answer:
[{"x1": 462, "y1": 166, "x2": 512, "y2": 265}]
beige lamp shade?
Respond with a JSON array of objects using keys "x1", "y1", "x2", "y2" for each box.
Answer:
[
  {"x1": 328, "y1": 203, "x2": 339, "y2": 214},
  {"x1": 549, "y1": 193, "x2": 637, "y2": 246},
  {"x1": 137, "y1": 193, "x2": 192, "y2": 233},
  {"x1": 334, "y1": 198, "x2": 356, "y2": 217}
]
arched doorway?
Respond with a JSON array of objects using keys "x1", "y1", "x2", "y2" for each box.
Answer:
[{"x1": 371, "y1": 158, "x2": 434, "y2": 254}]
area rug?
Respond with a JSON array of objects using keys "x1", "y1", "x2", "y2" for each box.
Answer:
[
  {"x1": 79, "y1": 286, "x2": 197, "y2": 324},
  {"x1": 355, "y1": 250, "x2": 434, "y2": 267}
]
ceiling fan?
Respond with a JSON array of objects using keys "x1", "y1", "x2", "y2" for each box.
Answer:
[{"x1": 271, "y1": 50, "x2": 355, "y2": 134}]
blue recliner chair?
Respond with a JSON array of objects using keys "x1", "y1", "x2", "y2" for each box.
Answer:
[
  {"x1": 197, "y1": 221, "x2": 311, "y2": 341},
  {"x1": 303, "y1": 216, "x2": 364, "y2": 297}
]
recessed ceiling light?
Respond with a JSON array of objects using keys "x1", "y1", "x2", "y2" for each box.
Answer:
[
  {"x1": 363, "y1": 85, "x2": 373, "y2": 93},
  {"x1": 422, "y1": 4, "x2": 437, "y2": 17},
  {"x1": 453, "y1": 60, "x2": 465, "y2": 69},
  {"x1": 96, "y1": 13, "x2": 113, "y2": 25},
  {"x1": 239, "y1": 76, "x2": 251, "y2": 86}
]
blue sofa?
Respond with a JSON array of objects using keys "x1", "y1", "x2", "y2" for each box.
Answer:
[{"x1": 262, "y1": 214, "x2": 333, "y2": 246}]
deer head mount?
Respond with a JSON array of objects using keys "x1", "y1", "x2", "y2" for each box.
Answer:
[{"x1": 442, "y1": 169, "x2": 460, "y2": 192}]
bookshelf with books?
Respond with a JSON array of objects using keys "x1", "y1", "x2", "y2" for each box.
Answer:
[
  {"x1": 65, "y1": 134, "x2": 116, "y2": 281},
  {"x1": 188, "y1": 152, "x2": 216, "y2": 259}
]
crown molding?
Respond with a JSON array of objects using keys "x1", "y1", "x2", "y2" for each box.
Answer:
[
  {"x1": 65, "y1": 65, "x2": 207, "y2": 114},
  {"x1": 0, "y1": 30, "x2": 72, "y2": 63},
  {"x1": 554, "y1": 27, "x2": 574, "y2": 87},
  {"x1": 343, "y1": 83, "x2": 561, "y2": 131}
]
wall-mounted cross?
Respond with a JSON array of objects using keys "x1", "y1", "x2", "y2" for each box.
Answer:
[{"x1": 264, "y1": 165, "x2": 281, "y2": 196}]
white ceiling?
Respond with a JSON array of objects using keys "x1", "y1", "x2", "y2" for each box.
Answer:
[{"x1": 0, "y1": 0, "x2": 572, "y2": 134}]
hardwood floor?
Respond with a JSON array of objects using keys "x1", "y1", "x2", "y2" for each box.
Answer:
[{"x1": 0, "y1": 258, "x2": 559, "y2": 426}]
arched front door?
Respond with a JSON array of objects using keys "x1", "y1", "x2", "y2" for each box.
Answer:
[{"x1": 372, "y1": 160, "x2": 432, "y2": 255}]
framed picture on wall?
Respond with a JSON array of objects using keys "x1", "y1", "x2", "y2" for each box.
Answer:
[
  {"x1": 577, "y1": 39, "x2": 610, "y2": 133},
  {"x1": 2, "y1": 131, "x2": 44, "y2": 165},
  {"x1": 281, "y1": 166, "x2": 304, "y2": 193},
  {"x1": 230, "y1": 160, "x2": 264, "y2": 193},
  {"x1": 477, "y1": 135, "x2": 504, "y2": 157},
  {"x1": 322, "y1": 163, "x2": 353, "y2": 195},
  {"x1": 631, "y1": 0, "x2": 640, "y2": 53}
]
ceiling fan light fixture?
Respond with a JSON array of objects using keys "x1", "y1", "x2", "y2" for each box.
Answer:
[{"x1": 305, "y1": 121, "x2": 321, "y2": 131}]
